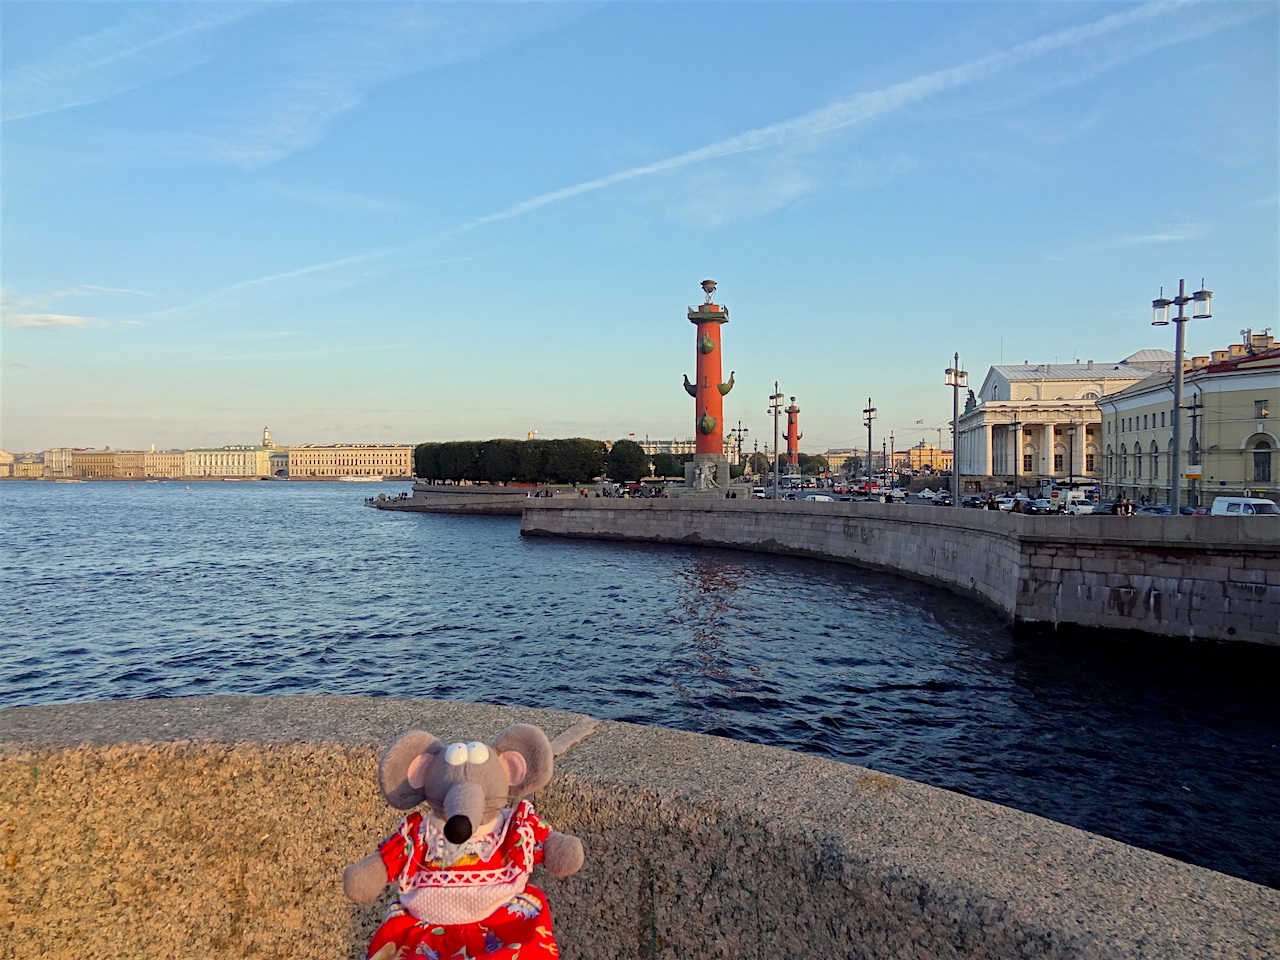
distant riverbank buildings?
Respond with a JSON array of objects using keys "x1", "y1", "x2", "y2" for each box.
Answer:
[
  {"x1": 955, "y1": 351, "x2": 1176, "y2": 493},
  {"x1": 956, "y1": 334, "x2": 1278, "y2": 507},
  {"x1": 1, "y1": 432, "x2": 413, "y2": 481}
]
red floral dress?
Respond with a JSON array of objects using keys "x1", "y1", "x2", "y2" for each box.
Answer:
[{"x1": 367, "y1": 800, "x2": 559, "y2": 959}]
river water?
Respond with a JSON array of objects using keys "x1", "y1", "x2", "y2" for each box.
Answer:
[{"x1": 2, "y1": 480, "x2": 1277, "y2": 888}]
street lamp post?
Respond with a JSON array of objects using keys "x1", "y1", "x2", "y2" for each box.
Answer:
[
  {"x1": 863, "y1": 398, "x2": 876, "y2": 487},
  {"x1": 1151, "y1": 279, "x2": 1212, "y2": 510},
  {"x1": 945, "y1": 355, "x2": 967, "y2": 504},
  {"x1": 768, "y1": 385, "x2": 783, "y2": 497}
]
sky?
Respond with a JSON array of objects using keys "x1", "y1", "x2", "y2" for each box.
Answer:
[{"x1": 2, "y1": 0, "x2": 1276, "y2": 455}]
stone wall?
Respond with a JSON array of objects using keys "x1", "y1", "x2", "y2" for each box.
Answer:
[
  {"x1": 2, "y1": 696, "x2": 1276, "y2": 959},
  {"x1": 520, "y1": 500, "x2": 1280, "y2": 646}
]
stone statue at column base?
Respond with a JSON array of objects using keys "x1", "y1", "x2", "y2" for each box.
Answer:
[{"x1": 679, "y1": 453, "x2": 732, "y2": 498}]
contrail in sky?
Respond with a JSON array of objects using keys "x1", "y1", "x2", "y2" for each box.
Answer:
[
  {"x1": 205, "y1": 0, "x2": 1192, "y2": 303},
  {"x1": 448, "y1": 1, "x2": 1188, "y2": 236}
]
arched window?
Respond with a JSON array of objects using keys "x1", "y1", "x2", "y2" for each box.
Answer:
[
  {"x1": 1081, "y1": 391, "x2": 1100, "y2": 401},
  {"x1": 1151, "y1": 441, "x2": 1159, "y2": 479},
  {"x1": 1255, "y1": 439, "x2": 1273, "y2": 483},
  {"x1": 1135, "y1": 442, "x2": 1143, "y2": 478}
]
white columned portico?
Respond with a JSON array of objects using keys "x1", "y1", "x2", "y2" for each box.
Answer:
[
  {"x1": 982, "y1": 422, "x2": 994, "y2": 476},
  {"x1": 1041, "y1": 423, "x2": 1054, "y2": 478}
]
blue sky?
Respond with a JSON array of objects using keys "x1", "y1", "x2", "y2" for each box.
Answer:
[{"x1": 2, "y1": 1, "x2": 1276, "y2": 455}]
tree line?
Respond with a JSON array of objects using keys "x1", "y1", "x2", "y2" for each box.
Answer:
[{"x1": 415, "y1": 438, "x2": 795, "y2": 484}]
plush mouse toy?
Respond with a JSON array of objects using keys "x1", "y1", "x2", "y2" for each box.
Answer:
[{"x1": 344, "y1": 723, "x2": 585, "y2": 960}]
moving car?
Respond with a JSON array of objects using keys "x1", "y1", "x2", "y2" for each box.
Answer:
[
  {"x1": 1025, "y1": 498, "x2": 1056, "y2": 514},
  {"x1": 803, "y1": 494, "x2": 835, "y2": 502},
  {"x1": 932, "y1": 491, "x2": 953, "y2": 506},
  {"x1": 960, "y1": 495, "x2": 986, "y2": 508},
  {"x1": 1064, "y1": 500, "x2": 1095, "y2": 515}
]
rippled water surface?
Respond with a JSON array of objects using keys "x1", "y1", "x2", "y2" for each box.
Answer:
[{"x1": 2, "y1": 480, "x2": 1277, "y2": 888}]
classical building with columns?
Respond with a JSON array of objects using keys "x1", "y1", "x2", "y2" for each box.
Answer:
[{"x1": 955, "y1": 351, "x2": 1174, "y2": 494}]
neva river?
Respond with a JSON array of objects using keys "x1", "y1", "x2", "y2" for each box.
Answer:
[{"x1": 2, "y1": 479, "x2": 1277, "y2": 888}]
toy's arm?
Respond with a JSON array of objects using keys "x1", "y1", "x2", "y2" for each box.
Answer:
[
  {"x1": 541, "y1": 830, "x2": 584, "y2": 877},
  {"x1": 343, "y1": 853, "x2": 388, "y2": 902}
]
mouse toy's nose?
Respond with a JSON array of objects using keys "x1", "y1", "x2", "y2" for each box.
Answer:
[{"x1": 444, "y1": 814, "x2": 473, "y2": 844}]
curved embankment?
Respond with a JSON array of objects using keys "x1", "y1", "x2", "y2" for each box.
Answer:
[
  {"x1": 2, "y1": 696, "x2": 1276, "y2": 959},
  {"x1": 521, "y1": 499, "x2": 1280, "y2": 646}
]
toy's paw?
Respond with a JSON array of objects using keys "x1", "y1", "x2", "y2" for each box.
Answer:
[
  {"x1": 343, "y1": 854, "x2": 388, "y2": 903},
  {"x1": 543, "y1": 831, "x2": 584, "y2": 877}
]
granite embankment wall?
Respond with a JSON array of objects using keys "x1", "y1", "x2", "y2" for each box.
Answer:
[
  {"x1": 368, "y1": 483, "x2": 541, "y2": 516},
  {"x1": 3, "y1": 696, "x2": 1277, "y2": 959},
  {"x1": 521, "y1": 500, "x2": 1280, "y2": 646}
]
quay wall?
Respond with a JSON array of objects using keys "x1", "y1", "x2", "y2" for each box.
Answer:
[
  {"x1": 3, "y1": 695, "x2": 1276, "y2": 960},
  {"x1": 520, "y1": 500, "x2": 1280, "y2": 646},
  {"x1": 367, "y1": 482, "x2": 544, "y2": 516}
]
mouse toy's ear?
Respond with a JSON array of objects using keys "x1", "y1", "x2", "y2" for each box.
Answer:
[
  {"x1": 378, "y1": 730, "x2": 441, "y2": 810},
  {"x1": 493, "y1": 724, "x2": 554, "y2": 797}
]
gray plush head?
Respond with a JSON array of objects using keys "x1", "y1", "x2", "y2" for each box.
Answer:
[{"x1": 376, "y1": 724, "x2": 555, "y2": 843}]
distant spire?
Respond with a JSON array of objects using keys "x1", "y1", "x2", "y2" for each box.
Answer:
[{"x1": 263, "y1": 426, "x2": 272, "y2": 447}]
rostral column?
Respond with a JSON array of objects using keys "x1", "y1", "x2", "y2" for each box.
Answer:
[
  {"x1": 785, "y1": 397, "x2": 802, "y2": 471},
  {"x1": 683, "y1": 280, "x2": 734, "y2": 492}
]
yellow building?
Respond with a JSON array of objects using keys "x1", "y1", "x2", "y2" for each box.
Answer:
[
  {"x1": 899, "y1": 442, "x2": 952, "y2": 472},
  {"x1": 286, "y1": 444, "x2": 413, "y2": 478},
  {"x1": 72, "y1": 450, "x2": 118, "y2": 478},
  {"x1": 184, "y1": 446, "x2": 273, "y2": 478},
  {"x1": 144, "y1": 451, "x2": 186, "y2": 478},
  {"x1": 1099, "y1": 334, "x2": 1279, "y2": 507},
  {"x1": 114, "y1": 451, "x2": 147, "y2": 478},
  {"x1": 14, "y1": 459, "x2": 44, "y2": 478}
]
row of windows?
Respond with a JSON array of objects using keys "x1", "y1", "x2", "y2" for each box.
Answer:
[
  {"x1": 1105, "y1": 440, "x2": 1273, "y2": 482},
  {"x1": 1109, "y1": 400, "x2": 1271, "y2": 434}
]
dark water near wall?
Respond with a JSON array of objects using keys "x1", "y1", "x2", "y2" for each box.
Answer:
[{"x1": 2, "y1": 480, "x2": 1277, "y2": 888}]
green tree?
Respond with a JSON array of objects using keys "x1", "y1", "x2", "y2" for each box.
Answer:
[
  {"x1": 798, "y1": 453, "x2": 830, "y2": 476},
  {"x1": 747, "y1": 451, "x2": 770, "y2": 475},
  {"x1": 478, "y1": 439, "x2": 521, "y2": 483},
  {"x1": 608, "y1": 439, "x2": 650, "y2": 481},
  {"x1": 652, "y1": 452, "x2": 683, "y2": 477},
  {"x1": 517, "y1": 440, "x2": 547, "y2": 483}
]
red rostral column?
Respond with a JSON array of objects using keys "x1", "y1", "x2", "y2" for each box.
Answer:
[
  {"x1": 785, "y1": 397, "x2": 802, "y2": 466},
  {"x1": 684, "y1": 280, "x2": 734, "y2": 458}
]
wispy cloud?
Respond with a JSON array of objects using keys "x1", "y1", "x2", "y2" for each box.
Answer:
[
  {"x1": 2, "y1": 6, "x2": 257, "y2": 122},
  {"x1": 3, "y1": 313, "x2": 97, "y2": 329},
  {"x1": 163, "y1": 1, "x2": 1228, "y2": 308},
  {"x1": 1113, "y1": 226, "x2": 1204, "y2": 246},
  {"x1": 0, "y1": 285, "x2": 153, "y2": 329},
  {"x1": 240, "y1": 180, "x2": 406, "y2": 215},
  {"x1": 151, "y1": 5, "x2": 572, "y2": 169}
]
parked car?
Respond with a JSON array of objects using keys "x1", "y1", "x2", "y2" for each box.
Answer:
[
  {"x1": 960, "y1": 495, "x2": 986, "y2": 508},
  {"x1": 1025, "y1": 498, "x2": 1056, "y2": 514},
  {"x1": 932, "y1": 491, "x2": 953, "y2": 506},
  {"x1": 1064, "y1": 500, "x2": 1095, "y2": 515},
  {"x1": 1137, "y1": 504, "x2": 1173, "y2": 516},
  {"x1": 1209, "y1": 496, "x2": 1280, "y2": 515},
  {"x1": 803, "y1": 494, "x2": 835, "y2": 502},
  {"x1": 752, "y1": 487, "x2": 767, "y2": 499}
]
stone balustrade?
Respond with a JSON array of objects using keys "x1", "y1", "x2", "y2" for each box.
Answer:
[{"x1": 3, "y1": 696, "x2": 1277, "y2": 958}]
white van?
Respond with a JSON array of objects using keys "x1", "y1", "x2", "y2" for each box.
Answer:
[{"x1": 1209, "y1": 497, "x2": 1280, "y2": 516}]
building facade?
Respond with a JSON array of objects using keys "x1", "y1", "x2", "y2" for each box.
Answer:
[
  {"x1": 640, "y1": 437, "x2": 740, "y2": 464},
  {"x1": 286, "y1": 444, "x2": 413, "y2": 478},
  {"x1": 144, "y1": 451, "x2": 186, "y2": 478},
  {"x1": 1098, "y1": 334, "x2": 1278, "y2": 507},
  {"x1": 184, "y1": 446, "x2": 273, "y2": 478},
  {"x1": 43, "y1": 448, "x2": 77, "y2": 478},
  {"x1": 71, "y1": 450, "x2": 118, "y2": 478},
  {"x1": 956, "y1": 351, "x2": 1174, "y2": 492}
]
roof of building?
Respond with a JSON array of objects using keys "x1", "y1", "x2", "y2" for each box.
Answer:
[
  {"x1": 992, "y1": 349, "x2": 1174, "y2": 382},
  {"x1": 1195, "y1": 345, "x2": 1280, "y2": 375}
]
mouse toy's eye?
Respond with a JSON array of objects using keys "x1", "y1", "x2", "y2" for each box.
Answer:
[
  {"x1": 444, "y1": 742, "x2": 469, "y2": 766},
  {"x1": 467, "y1": 742, "x2": 490, "y2": 764}
]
